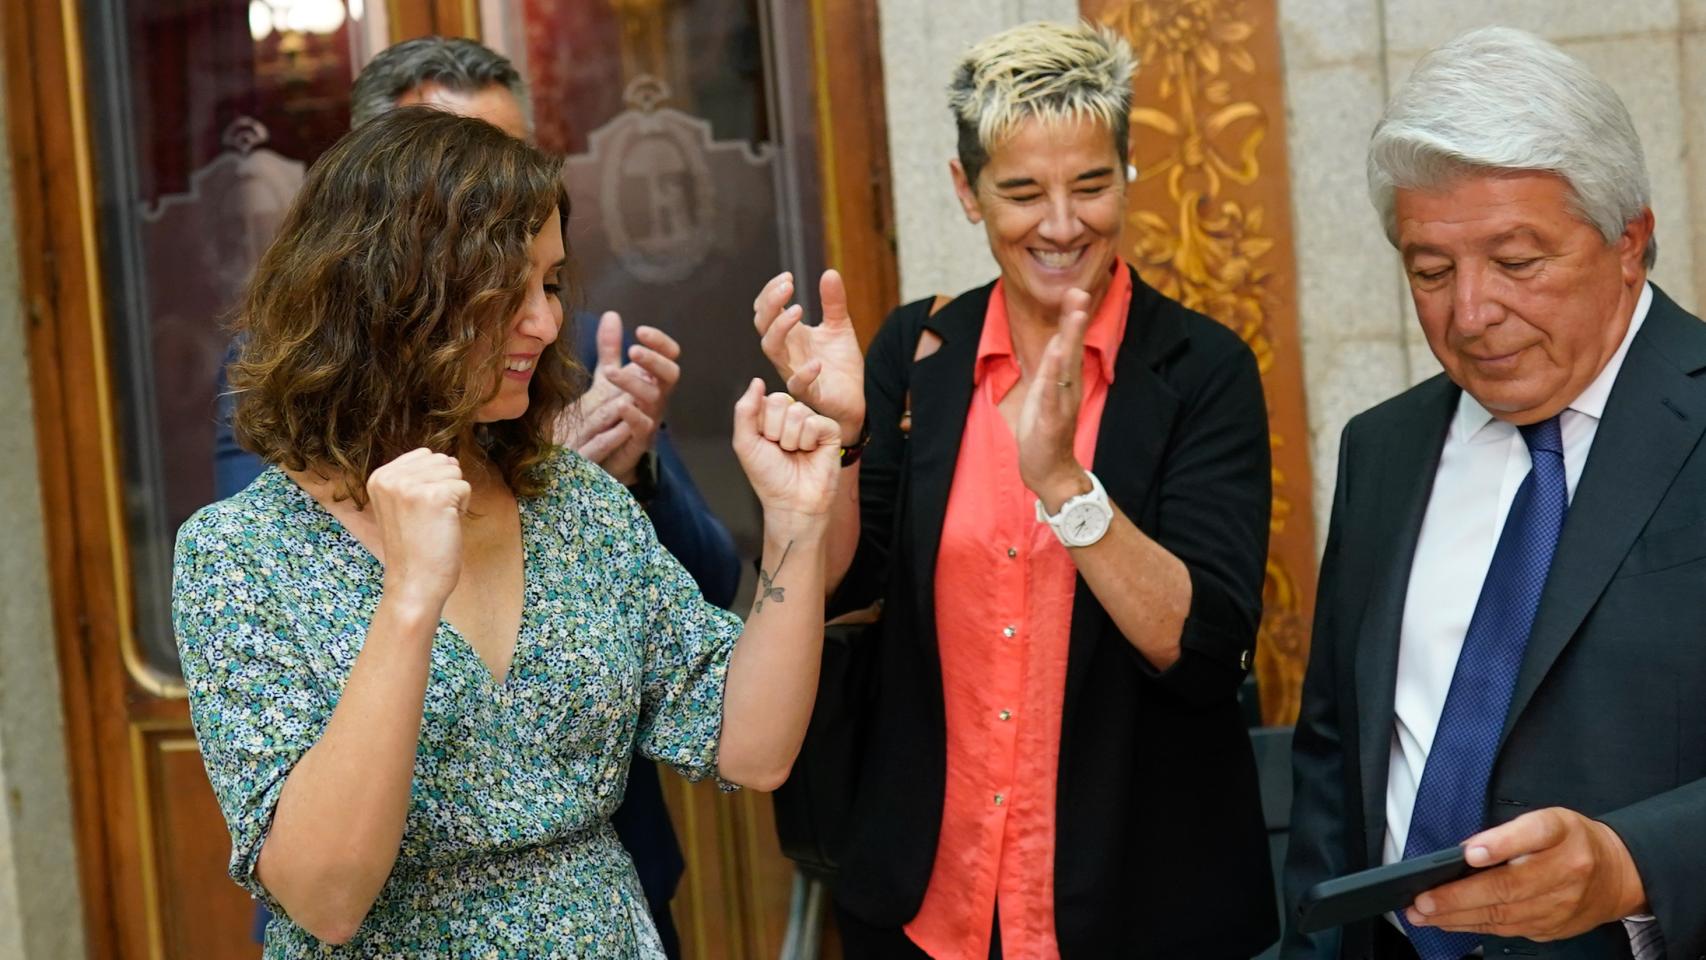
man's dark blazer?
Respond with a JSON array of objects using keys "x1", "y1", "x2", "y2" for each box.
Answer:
[
  {"x1": 829, "y1": 265, "x2": 1278, "y2": 958},
  {"x1": 212, "y1": 312, "x2": 741, "y2": 957},
  {"x1": 1283, "y1": 284, "x2": 1706, "y2": 960}
]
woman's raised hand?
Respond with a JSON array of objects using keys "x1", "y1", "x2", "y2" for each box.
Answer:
[
  {"x1": 1017, "y1": 289, "x2": 1093, "y2": 506},
  {"x1": 752, "y1": 270, "x2": 866, "y2": 444},
  {"x1": 366, "y1": 449, "x2": 471, "y2": 611},
  {"x1": 731, "y1": 379, "x2": 842, "y2": 523}
]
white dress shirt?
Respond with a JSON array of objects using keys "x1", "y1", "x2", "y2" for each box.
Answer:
[{"x1": 1382, "y1": 283, "x2": 1657, "y2": 953}]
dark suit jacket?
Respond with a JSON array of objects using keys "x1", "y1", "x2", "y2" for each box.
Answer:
[
  {"x1": 1283, "y1": 285, "x2": 1706, "y2": 960},
  {"x1": 831, "y1": 266, "x2": 1278, "y2": 958},
  {"x1": 211, "y1": 312, "x2": 741, "y2": 945}
]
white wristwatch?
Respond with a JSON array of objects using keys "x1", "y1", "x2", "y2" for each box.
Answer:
[{"x1": 1035, "y1": 470, "x2": 1113, "y2": 548}]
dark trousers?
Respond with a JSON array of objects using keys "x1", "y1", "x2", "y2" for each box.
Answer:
[
  {"x1": 652, "y1": 901, "x2": 681, "y2": 959},
  {"x1": 837, "y1": 904, "x2": 1003, "y2": 960}
]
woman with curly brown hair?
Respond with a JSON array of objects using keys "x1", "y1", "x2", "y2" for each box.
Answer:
[{"x1": 172, "y1": 106, "x2": 843, "y2": 958}]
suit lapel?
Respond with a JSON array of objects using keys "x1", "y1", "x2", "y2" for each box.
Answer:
[
  {"x1": 905, "y1": 285, "x2": 989, "y2": 650},
  {"x1": 1354, "y1": 375, "x2": 1458, "y2": 865},
  {"x1": 1500, "y1": 289, "x2": 1706, "y2": 747}
]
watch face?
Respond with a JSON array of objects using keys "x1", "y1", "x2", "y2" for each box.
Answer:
[{"x1": 1060, "y1": 501, "x2": 1112, "y2": 546}]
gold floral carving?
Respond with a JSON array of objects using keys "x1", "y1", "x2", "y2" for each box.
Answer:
[{"x1": 1091, "y1": 0, "x2": 1316, "y2": 724}]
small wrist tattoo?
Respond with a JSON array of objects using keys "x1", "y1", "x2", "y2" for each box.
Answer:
[{"x1": 753, "y1": 540, "x2": 793, "y2": 613}]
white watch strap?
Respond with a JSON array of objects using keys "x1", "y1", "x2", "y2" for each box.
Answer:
[{"x1": 1035, "y1": 471, "x2": 1106, "y2": 523}]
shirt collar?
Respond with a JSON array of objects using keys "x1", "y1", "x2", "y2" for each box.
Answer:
[
  {"x1": 1452, "y1": 281, "x2": 1652, "y2": 443},
  {"x1": 976, "y1": 259, "x2": 1132, "y2": 386}
]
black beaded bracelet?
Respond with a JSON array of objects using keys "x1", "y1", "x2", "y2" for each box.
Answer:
[{"x1": 838, "y1": 422, "x2": 871, "y2": 468}]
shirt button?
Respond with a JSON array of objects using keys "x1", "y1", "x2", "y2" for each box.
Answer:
[
  {"x1": 993, "y1": 794, "x2": 1005, "y2": 806},
  {"x1": 1002, "y1": 625, "x2": 1016, "y2": 639},
  {"x1": 998, "y1": 710, "x2": 1011, "y2": 721},
  {"x1": 1006, "y1": 547, "x2": 1017, "y2": 558}
]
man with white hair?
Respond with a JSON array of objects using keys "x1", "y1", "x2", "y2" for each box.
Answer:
[{"x1": 1285, "y1": 27, "x2": 1706, "y2": 960}]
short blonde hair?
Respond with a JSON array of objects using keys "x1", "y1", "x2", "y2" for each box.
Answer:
[{"x1": 949, "y1": 20, "x2": 1137, "y2": 184}]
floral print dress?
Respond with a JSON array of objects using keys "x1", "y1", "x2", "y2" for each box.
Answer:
[{"x1": 172, "y1": 450, "x2": 743, "y2": 959}]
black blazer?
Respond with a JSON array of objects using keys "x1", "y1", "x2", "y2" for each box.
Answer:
[
  {"x1": 1283, "y1": 285, "x2": 1706, "y2": 960},
  {"x1": 831, "y1": 266, "x2": 1278, "y2": 958}
]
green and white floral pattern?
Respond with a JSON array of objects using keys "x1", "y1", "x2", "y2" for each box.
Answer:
[{"x1": 173, "y1": 451, "x2": 741, "y2": 958}]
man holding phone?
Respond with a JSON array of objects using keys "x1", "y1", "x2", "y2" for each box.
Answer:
[{"x1": 1284, "y1": 27, "x2": 1706, "y2": 960}]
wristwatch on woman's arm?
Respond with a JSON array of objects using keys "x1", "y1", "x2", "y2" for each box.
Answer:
[{"x1": 1035, "y1": 471, "x2": 1113, "y2": 547}]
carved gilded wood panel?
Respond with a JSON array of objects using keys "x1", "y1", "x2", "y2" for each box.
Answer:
[{"x1": 1084, "y1": 0, "x2": 1316, "y2": 724}]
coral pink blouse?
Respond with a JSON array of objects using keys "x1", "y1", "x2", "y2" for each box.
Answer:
[{"x1": 904, "y1": 263, "x2": 1132, "y2": 959}]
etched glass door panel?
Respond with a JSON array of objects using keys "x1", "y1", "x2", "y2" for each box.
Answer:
[
  {"x1": 83, "y1": 0, "x2": 371, "y2": 678},
  {"x1": 486, "y1": 0, "x2": 823, "y2": 563},
  {"x1": 567, "y1": 77, "x2": 781, "y2": 552}
]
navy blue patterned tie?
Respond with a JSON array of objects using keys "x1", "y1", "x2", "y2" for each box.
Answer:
[{"x1": 1399, "y1": 415, "x2": 1567, "y2": 960}]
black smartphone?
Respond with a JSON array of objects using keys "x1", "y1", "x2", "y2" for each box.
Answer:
[{"x1": 1295, "y1": 847, "x2": 1482, "y2": 934}]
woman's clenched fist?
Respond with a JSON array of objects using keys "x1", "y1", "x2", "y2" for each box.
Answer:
[
  {"x1": 366, "y1": 449, "x2": 471, "y2": 611},
  {"x1": 731, "y1": 379, "x2": 841, "y2": 526}
]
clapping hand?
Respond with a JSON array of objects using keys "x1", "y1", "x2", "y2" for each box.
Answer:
[
  {"x1": 1017, "y1": 288, "x2": 1093, "y2": 510},
  {"x1": 731, "y1": 378, "x2": 841, "y2": 523},
  {"x1": 752, "y1": 270, "x2": 866, "y2": 445},
  {"x1": 555, "y1": 311, "x2": 681, "y2": 484}
]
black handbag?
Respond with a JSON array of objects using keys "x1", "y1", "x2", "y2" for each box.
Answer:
[
  {"x1": 771, "y1": 608, "x2": 883, "y2": 880},
  {"x1": 771, "y1": 294, "x2": 946, "y2": 881}
]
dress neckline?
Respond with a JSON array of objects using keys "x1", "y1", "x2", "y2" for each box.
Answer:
[{"x1": 262, "y1": 465, "x2": 539, "y2": 689}]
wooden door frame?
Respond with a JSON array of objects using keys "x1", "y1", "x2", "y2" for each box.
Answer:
[
  {"x1": 4, "y1": 0, "x2": 151, "y2": 955},
  {"x1": 809, "y1": 0, "x2": 899, "y2": 346}
]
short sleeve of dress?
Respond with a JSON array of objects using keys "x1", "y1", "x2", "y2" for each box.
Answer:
[
  {"x1": 607, "y1": 477, "x2": 743, "y2": 784},
  {"x1": 172, "y1": 505, "x2": 331, "y2": 907}
]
